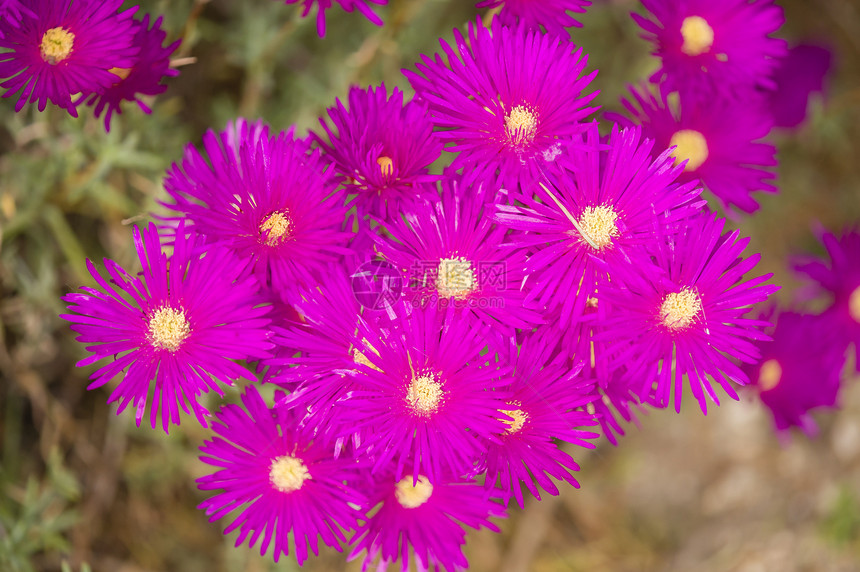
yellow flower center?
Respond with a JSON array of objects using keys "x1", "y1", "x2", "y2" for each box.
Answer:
[
  {"x1": 669, "y1": 130, "x2": 709, "y2": 172},
  {"x1": 259, "y1": 210, "x2": 293, "y2": 246},
  {"x1": 435, "y1": 257, "x2": 477, "y2": 299},
  {"x1": 40, "y1": 27, "x2": 75, "y2": 65},
  {"x1": 406, "y1": 373, "x2": 444, "y2": 416},
  {"x1": 849, "y1": 286, "x2": 860, "y2": 323},
  {"x1": 377, "y1": 156, "x2": 394, "y2": 177},
  {"x1": 660, "y1": 288, "x2": 702, "y2": 331},
  {"x1": 499, "y1": 404, "x2": 528, "y2": 435},
  {"x1": 147, "y1": 306, "x2": 190, "y2": 352},
  {"x1": 109, "y1": 67, "x2": 133, "y2": 82},
  {"x1": 269, "y1": 455, "x2": 311, "y2": 493},
  {"x1": 576, "y1": 206, "x2": 620, "y2": 250},
  {"x1": 395, "y1": 475, "x2": 433, "y2": 508},
  {"x1": 680, "y1": 16, "x2": 714, "y2": 56},
  {"x1": 504, "y1": 105, "x2": 538, "y2": 146},
  {"x1": 757, "y1": 359, "x2": 782, "y2": 392}
]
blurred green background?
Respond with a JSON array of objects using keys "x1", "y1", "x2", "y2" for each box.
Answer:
[{"x1": 1, "y1": 0, "x2": 859, "y2": 570}]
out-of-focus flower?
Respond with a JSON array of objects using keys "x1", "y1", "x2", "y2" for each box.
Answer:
[
  {"x1": 794, "y1": 228, "x2": 860, "y2": 371},
  {"x1": 0, "y1": 0, "x2": 35, "y2": 38},
  {"x1": 768, "y1": 43, "x2": 833, "y2": 129},
  {"x1": 77, "y1": 14, "x2": 180, "y2": 131},
  {"x1": 744, "y1": 312, "x2": 845, "y2": 436},
  {"x1": 616, "y1": 84, "x2": 777, "y2": 214},
  {"x1": 633, "y1": 0, "x2": 787, "y2": 99}
]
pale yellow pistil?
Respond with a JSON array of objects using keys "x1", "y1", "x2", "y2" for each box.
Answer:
[
  {"x1": 435, "y1": 257, "x2": 477, "y2": 299},
  {"x1": 406, "y1": 373, "x2": 444, "y2": 416},
  {"x1": 758, "y1": 359, "x2": 782, "y2": 392},
  {"x1": 499, "y1": 404, "x2": 528, "y2": 435},
  {"x1": 147, "y1": 306, "x2": 190, "y2": 352},
  {"x1": 377, "y1": 156, "x2": 394, "y2": 177},
  {"x1": 660, "y1": 288, "x2": 702, "y2": 331},
  {"x1": 669, "y1": 129, "x2": 709, "y2": 172},
  {"x1": 680, "y1": 16, "x2": 714, "y2": 56},
  {"x1": 40, "y1": 27, "x2": 75, "y2": 65},
  {"x1": 269, "y1": 455, "x2": 311, "y2": 493},
  {"x1": 576, "y1": 206, "x2": 619, "y2": 250},
  {"x1": 395, "y1": 475, "x2": 433, "y2": 509},
  {"x1": 504, "y1": 105, "x2": 538, "y2": 146},
  {"x1": 849, "y1": 286, "x2": 860, "y2": 323},
  {"x1": 259, "y1": 211, "x2": 293, "y2": 246}
]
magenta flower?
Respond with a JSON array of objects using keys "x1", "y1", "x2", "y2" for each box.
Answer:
[
  {"x1": 161, "y1": 121, "x2": 352, "y2": 300},
  {"x1": 266, "y1": 265, "x2": 381, "y2": 444},
  {"x1": 743, "y1": 312, "x2": 845, "y2": 437},
  {"x1": 475, "y1": 0, "x2": 591, "y2": 35},
  {"x1": 349, "y1": 470, "x2": 505, "y2": 572},
  {"x1": 483, "y1": 328, "x2": 598, "y2": 508},
  {"x1": 794, "y1": 228, "x2": 860, "y2": 371},
  {"x1": 616, "y1": 84, "x2": 777, "y2": 214},
  {"x1": 0, "y1": 0, "x2": 35, "y2": 38},
  {"x1": 61, "y1": 223, "x2": 273, "y2": 432},
  {"x1": 282, "y1": 0, "x2": 386, "y2": 37},
  {"x1": 404, "y1": 17, "x2": 598, "y2": 192},
  {"x1": 77, "y1": 14, "x2": 180, "y2": 132},
  {"x1": 197, "y1": 385, "x2": 367, "y2": 564},
  {"x1": 344, "y1": 303, "x2": 511, "y2": 482},
  {"x1": 0, "y1": 0, "x2": 138, "y2": 115},
  {"x1": 633, "y1": 0, "x2": 787, "y2": 98},
  {"x1": 313, "y1": 84, "x2": 441, "y2": 219},
  {"x1": 495, "y1": 123, "x2": 703, "y2": 329},
  {"x1": 600, "y1": 213, "x2": 778, "y2": 413},
  {"x1": 768, "y1": 43, "x2": 833, "y2": 129},
  {"x1": 374, "y1": 175, "x2": 543, "y2": 333}
]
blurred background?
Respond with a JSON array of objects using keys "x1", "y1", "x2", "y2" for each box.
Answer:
[{"x1": 1, "y1": 0, "x2": 859, "y2": 570}]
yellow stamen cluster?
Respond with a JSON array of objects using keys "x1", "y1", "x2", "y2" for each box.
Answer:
[
  {"x1": 395, "y1": 475, "x2": 434, "y2": 508},
  {"x1": 269, "y1": 455, "x2": 311, "y2": 493},
  {"x1": 499, "y1": 404, "x2": 528, "y2": 435},
  {"x1": 849, "y1": 286, "x2": 860, "y2": 323},
  {"x1": 377, "y1": 156, "x2": 394, "y2": 177},
  {"x1": 669, "y1": 129, "x2": 709, "y2": 172},
  {"x1": 576, "y1": 206, "x2": 620, "y2": 250},
  {"x1": 659, "y1": 288, "x2": 702, "y2": 331},
  {"x1": 259, "y1": 211, "x2": 293, "y2": 246},
  {"x1": 680, "y1": 16, "x2": 715, "y2": 56},
  {"x1": 40, "y1": 27, "x2": 75, "y2": 65},
  {"x1": 435, "y1": 257, "x2": 477, "y2": 299},
  {"x1": 504, "y1": 105, "x2": 538, "y2": 146},
  {"x1": 757, "y1": 359, "x2": 782, "y2": 392},
  {"x1": 147, "y1": 306, "x2": 190, "y2": 352},
  {"x1": 406, "y1": 373, "x2": 444, "y2": 416}
]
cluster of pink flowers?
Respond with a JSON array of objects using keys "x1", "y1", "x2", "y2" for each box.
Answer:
[
  {"x1": 51, "y1": 0, "x2": 840, "y2": 570},
  {"x1": 0, "y1": 0, "x2": 180, "y2": 130}
]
